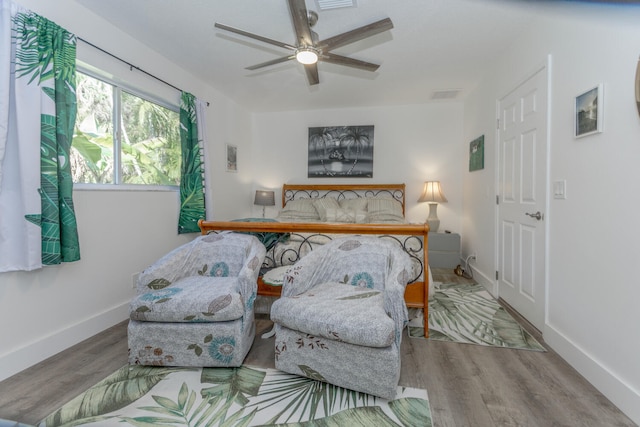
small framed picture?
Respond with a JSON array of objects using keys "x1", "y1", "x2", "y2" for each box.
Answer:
[
  {"x1": 575, "y1": 84, "x2": 603, "y2": 138},
  {"x1": 469, "y1": 135, "x2": 484, "y2": 172},
  {"x1": 226, "y1": 144, "x2": 237, "y2": 172}
]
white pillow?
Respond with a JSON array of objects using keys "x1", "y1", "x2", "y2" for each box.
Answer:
[
  {"x1": 276, "y1": 199, "x2": 320, "y2": 221},
  {"x1": 312, "y1": 197, "x2": 340, "y2": 222},
  {"x1": 339, "y1": 198, "x2": 368, "y2": 212},
  {"x1": 354, "y1": 210, "x2": 369, "y2": 223},
  {"x1": 325, "y1": 208, "x2": 368, "y2": 223},
  {"x1": 367, "y1": 197, "x2": 405, "y2": 223}
]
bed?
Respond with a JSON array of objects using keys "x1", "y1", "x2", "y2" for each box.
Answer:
[{"x1": 198, "y1": 183, "x2": 431, "y2": 337}]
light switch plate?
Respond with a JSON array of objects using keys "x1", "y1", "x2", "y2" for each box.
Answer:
[{"x1": 553, "y1": 180, "x2": 566, "y2": 199}]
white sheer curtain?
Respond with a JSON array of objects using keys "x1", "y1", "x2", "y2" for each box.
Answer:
[
  {"x1": 0, "y1": 0, "x2": 9, "y2": 185},
  {"x1": 0, "y1": 0, "x2": 43, "y2": 271},
  {"x1": 0, "y1": 0, "x2": 80, "y2": 272}
]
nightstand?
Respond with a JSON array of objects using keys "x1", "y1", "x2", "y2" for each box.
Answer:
[{"x1": 428, "y1": 232, "x2": 461, "y2": 268}]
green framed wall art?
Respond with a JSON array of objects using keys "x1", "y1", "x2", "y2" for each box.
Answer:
[{"x1": 469, "y1": 135, "x2": 484, "y2": 172}]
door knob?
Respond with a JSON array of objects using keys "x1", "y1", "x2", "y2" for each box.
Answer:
[{"x1": 525, "y1": 211, "x2": 543, "y2": 220}]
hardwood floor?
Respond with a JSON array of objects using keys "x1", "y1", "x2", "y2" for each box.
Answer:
[{"x1": 0, "y1": 271, "x2": 636, "y2": 426}]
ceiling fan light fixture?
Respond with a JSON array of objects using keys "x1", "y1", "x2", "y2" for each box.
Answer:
[
  {"x1": 216, "y1": 0, "x2": 392, "y2": 85},
  {"x1": 295, "y1": 47, "x2": 319, "y2": 65}
]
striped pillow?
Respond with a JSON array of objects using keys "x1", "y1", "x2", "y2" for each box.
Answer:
[
  {"x1": 277, "y1": 199, "x2": 320, "y2": 221},
  {"x1": 312, "y1": 197, "x2": 340, "y2": 221},
  {"x1": 367, "y1": 197, "x2": 404, "y2": 223},
  {"x1": 339, "y1": 197, "x2": 368, "y2": 212}
]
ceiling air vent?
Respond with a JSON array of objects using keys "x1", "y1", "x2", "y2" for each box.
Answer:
[
  {"x1": 316, "y1": 0, "x2": 356, "y2": 10},
  {"x1": 431, "y1": 89, "x2": 460, "y2": 100}
]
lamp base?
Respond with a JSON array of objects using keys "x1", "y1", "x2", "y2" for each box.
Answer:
[{"x1": 426, "y1": 203, "x2": 440, "y2": 232}]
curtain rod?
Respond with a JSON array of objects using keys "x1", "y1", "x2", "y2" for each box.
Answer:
[{"x1": 77, "y1": 37, "x2": 209, "y2": 106}]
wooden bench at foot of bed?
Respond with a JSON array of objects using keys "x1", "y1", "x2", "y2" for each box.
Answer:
[{"x1": 198, "y1": 220, "x2": 430, "y2": 338}]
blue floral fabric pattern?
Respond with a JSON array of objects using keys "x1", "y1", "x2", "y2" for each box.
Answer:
[
  {"x1": 139, "y1": 287, "x2": 182, "y2": 302},
  {"x1": 271, "y1": 282, "x2": 394, "y2": 347},
  {"x1": 208, "y1": 336, "x2": 237, "y2": 364},
  {"x1": 130, "y1": 277, "x2": 244, "y2": 323},
  {"x1": 128, "y1": 233, "x2": 265, "y2": 367},
  {"x1": 272, "y1": 236, "x2": 412, "y2": 399},
  {"x1": 350, "y1": 272, "x2": 374, "y2": 288},
  {"x1": 210, "y1": 262, "x2": 229, "y2": 277},
  {"x1": 245, "y1": 292, "x2": 256, "y2": 311}
]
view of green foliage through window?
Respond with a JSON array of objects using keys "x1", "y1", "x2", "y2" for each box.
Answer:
[{"x1": 71, "y1": 72, "x2": 180, "y2": 186}]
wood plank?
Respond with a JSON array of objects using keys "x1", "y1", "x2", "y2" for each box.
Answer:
[
  {"x1": 0, "y1": 278, "x2": 635, "y2": 426},
  {"x1": 257, "y1": 277, "x2": 283, "y2": 297},
  {"x1": 199, "y1": 220, "x2": 429, "y2": 236}
]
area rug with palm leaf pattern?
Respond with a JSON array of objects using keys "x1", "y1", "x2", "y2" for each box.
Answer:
[
  {"x1": 38, "y1": 364, "x2": 431, "y2": 427},
  {"x1": 408, "y1": 282, "x2": 545, "y2": 351}
]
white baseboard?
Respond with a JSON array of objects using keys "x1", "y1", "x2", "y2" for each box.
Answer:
[
  {"x1": 446, "y1": 264, "x2": 638, "y2": 424},
  {"x1": 0, "y1": 302, "x2": 129, "y2": 382},
  {"x1": 544, "y1": 323, "x2": 640, "y2": 425},
  {"x1": 468, "y1": 265, "x2": 497, "y2": 296}
]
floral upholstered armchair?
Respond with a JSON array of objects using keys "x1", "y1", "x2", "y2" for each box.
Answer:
[
  {"x1": 128, "y1": 232, "x2": 265, "y2": 367},
  {"x1": 270, "y1": 235, "x2": 413, "y2": 399}
]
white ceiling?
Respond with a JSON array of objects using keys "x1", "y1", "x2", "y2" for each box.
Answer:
[{"x1": 72, "y1": 0, "x2": 549, "y2": 112}]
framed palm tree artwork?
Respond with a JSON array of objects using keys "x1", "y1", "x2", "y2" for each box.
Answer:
[{"x1": 307, "y1": 125, "x2": 374, "y2": 178}]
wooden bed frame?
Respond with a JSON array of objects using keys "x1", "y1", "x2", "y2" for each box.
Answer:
[{"x1": 198, "y1": 183, "x2": 430, "y2": 337}]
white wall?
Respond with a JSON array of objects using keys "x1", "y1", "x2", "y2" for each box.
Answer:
[
  {"x1": 250, "y1": 103, "x2": 465, "y2": 227},
  {"x1": 4, "y1": 1, "x2": 637, "y2": 423},
  {"x1": 462, "y1": 3, "x2": 640, "y2": 424},
  {"x1": 0, "y1": 0, "x2": 253, "y2": 380}
]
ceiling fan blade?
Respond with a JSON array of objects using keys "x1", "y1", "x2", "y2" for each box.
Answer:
[
  {"x1": 287, "y1": 0, "x2": 314, "y2": 46},
  {"x1": 304, "y1": 63, "x2": 320, "y2": 86},
  {"x1": 245, "y1": 55, "x2": 294, "y2": 70},
  {"x1": 321, "y1": 53, "x2": 380, "y2": 72},
  {"x1": 318, "y1": 18, "x2": 394, "y2": 51},
  {"x1": 215, "y1": 22, "x2": 296, "y2": 51}
]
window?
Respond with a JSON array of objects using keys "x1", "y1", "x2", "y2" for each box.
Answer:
[{"x1": 71, "y1": 72, "x2": 180, "y2": 186}]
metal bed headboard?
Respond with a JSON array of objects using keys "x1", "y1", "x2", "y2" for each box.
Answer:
[{"x1": 282, "y1": 183, "x2": 406, "y2": 215}]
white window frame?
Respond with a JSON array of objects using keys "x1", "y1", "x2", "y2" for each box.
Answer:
[{"x1": 73, "y1": 63, "x2": 181, "y2": 192}]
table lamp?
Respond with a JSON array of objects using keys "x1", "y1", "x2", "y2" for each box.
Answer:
[
  {"x1": 417, "y1": 181, "x2": 447, "y2": 232},
  {"x1": 254, "y1": 190, "x2": 275, "y2": 218}
]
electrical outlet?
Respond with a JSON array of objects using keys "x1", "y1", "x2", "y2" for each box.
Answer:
[
  {"x1": 469, "y1": 253, "x2": 477, "y2": 263},
  {"x1": 132, "y1": 272, "x2": 140, "y2": 289}
]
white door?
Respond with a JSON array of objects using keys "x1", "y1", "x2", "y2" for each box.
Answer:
[{"x1": 497, "y1": 65, "x2": 548, "y2": 331}]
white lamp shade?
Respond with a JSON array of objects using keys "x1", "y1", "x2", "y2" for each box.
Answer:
[
  {"x1": 418, "y1": 181, "x2": 447, "y2": 232},
  {"x1": 254, "y1": 190, "x2": 275, "y2": 206},
  {"x1": 417, "y1": 181, "x2": 448, "y2": 203}
]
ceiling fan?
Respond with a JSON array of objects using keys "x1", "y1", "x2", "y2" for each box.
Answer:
[{"x1": 214, "y1": 0, "x2": 393, "y2": 86}]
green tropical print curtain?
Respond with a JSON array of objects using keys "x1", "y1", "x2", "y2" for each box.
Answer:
[
  {"x1": 0, "y1": 1, "x2": 80, "y2": 271},
  {"x1": 178, "y1": 92, "x2": 206, "y2": 234}
]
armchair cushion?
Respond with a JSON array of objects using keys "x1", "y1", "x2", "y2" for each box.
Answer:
[
  {"x1": 135, "y1": 233, "x2": 260, "y2": 295},
  {"x1": 271, "y1": 281, "x2": 394, "y2": 347},
  {"x1": 130, "y1": 276, "x2": 245, "y2": 323},
  {"x1": 280, "y1": 238, "x2": 411, "y2": 337},
  {"x1": 271, "y1": 236, "x2": 413, "y2": 399},
  {"x1": 129, "y1": 232, "x2": 265, "y2": 367}
]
